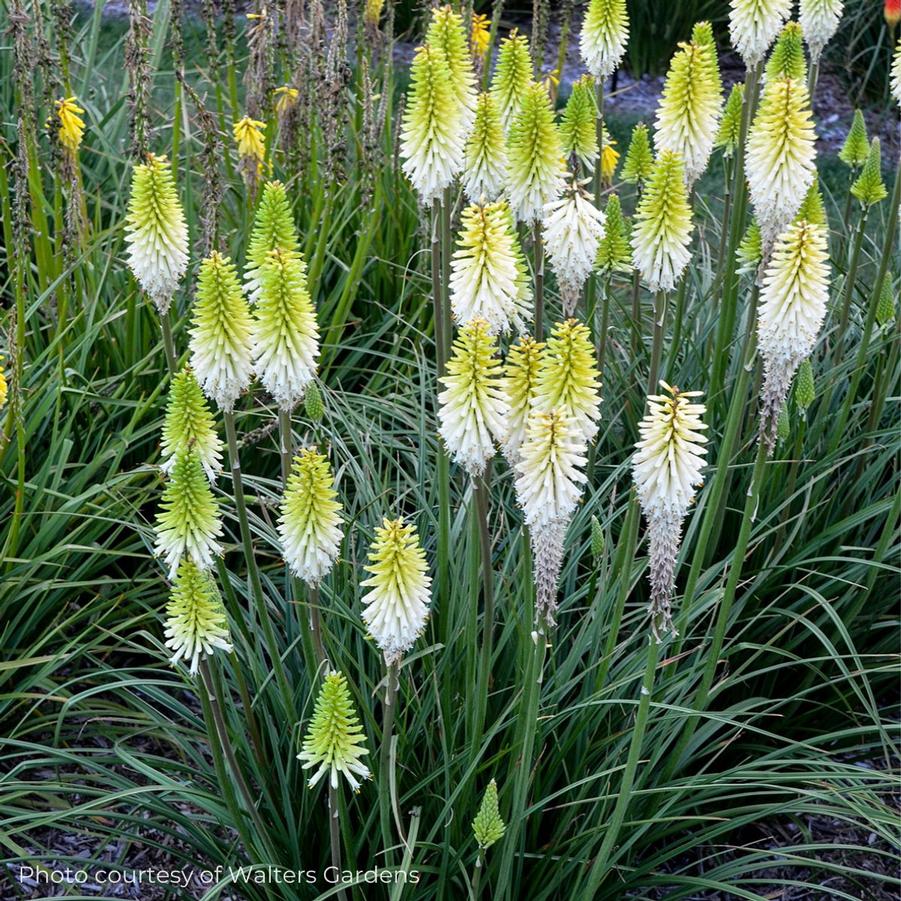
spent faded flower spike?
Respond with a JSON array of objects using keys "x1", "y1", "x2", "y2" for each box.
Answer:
[
  {"x1": 515, "y1": 409, "x2": 588, "y2": 623},
  {"x1": 189, "y1": 252, "x2": 254, "y2": 412},
  {"x1": 631, "y1": 151, "x2": 694, "y2": 293},
  {"x1": 450, "y1": 200, "x2": 531, "y2": 334},
  {"x1": 654, "y1": 39, "x2": 722, "y2": 187},
  {"x1": 164, "y1": 559, "x2": 232, "y2": 674},
  {"x1": 438, "y1": 319, "x2": 508, "y2": 477},
  {"x1": 500, "y1": 335, "x2": 544, "y2": 463},
  {"x1": 245, "y1": 181, "x2": 300, "y2": 303},
  {"x1": 757, "y1": 219, "x2": 830, "y2": 450},
  {"x1": 154, "y1": 450, "x2": 222, "y2": 578},
  {"x1": 729, "y1": 0, "x2": 792, "y2": 66},
  {"x1": 542, "y1": 180, "x2": 606, "y2": 314},
  {"x1": 745, "y1": 77, "x2": 816, "y2": 253},
  {"x1": 401, "y1": 44, "x2": 465, "y2": 204},
  {"x1": 506, "y1": 82, "x2": 566, "y2": 225},
  {"x1": 253, "y1": 248, "x2": 319, "y2": 410},
  {"x1": 279, "y1": 447, "x2": 344, "y2": 586},
  {"x1": 298, "y1": 672, "x2": 371, "y2": 792},
  {"x1": 160, "y1": 368, "x2": 223, "y2": 481},
  {"x1": 533, "y1": 319, "x2": 602, "y2": 445},
  {"x1": 580, "y1": 0, "x2": 629, "y2": 80},
  {"x1": 462, "y1": 93, "x2": 508, "y2": 203},
  {"x1": 361, "y1": 517, "x2": 431, "y2": 665},
  {"x1": 490, "y1": 30, "x2": 534, "y2": 132},
  {"x1": 124, "y1": 154, "x2": 188, "y2": 312},
  {"x1": 632, "y1": 382, "x2": 708, "y2": 641}
]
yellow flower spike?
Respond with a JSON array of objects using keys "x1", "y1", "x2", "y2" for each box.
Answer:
[
  {"x1": 56, "y1": 97, "x2": 85, "y2": 153},
  {"x1": 600, "y1": 131, "x2": 620, "y2": 183},
  {"x1": 274, "y1": 85, "x2": 299, "y2": 117},
  {"x1": 471, "y1": 13, "x2": 490, "y2": 59},
  {"x1": 0, "y1": 359, "x2": 7, "y2": 411},
  {"x1": 233, "y1": 116, "x2": 267, "y2": 173}
]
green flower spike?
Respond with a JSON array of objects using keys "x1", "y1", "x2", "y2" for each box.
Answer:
[
  {"x1": 463, "y1": 92, "x2": 508, "y2": 203},
  {"x1": 401, "y1": 44, "x2": 465, "y2": 204},
  {"x1": 654, "y1": 39, "x2": 722, "y2": 187},
  {"x1": 500, "y1": 334, "x2": 545, "y2": 463},
  {"x1": 473, "y1": 779, "x2": 506, "y2": 851},
  {"x1": 534, "y1": 319, "x2": 602, "y2": 444},
  {"x1": 838, "y1": 110, "x2": 868, "y2": 169},
  {"x1": 875, "y1": 275, "x2": 896, "y2": 328},
  {"x1": 164, "y1": 559, "x2": 232, "y2": 675},
  {"x1": 189, "y1": 252, "x2": 255, "y2": 413},
  {"x1": 305, "y1": 381, "x2": 324, "y2": 422},
  {"x1": 298, "y1": 671, "x2": 371, "y2": 792},
  {"x1": 794, "y1": 358, "x2": 815, "y2": 411},
  {"x1": 692, "y1": 21, "x2": 723, "y2": 96},
  {"x1": 253, "y1": 248, "x2": 320, "y2": 411},
  {"x1": 621, "y1": 122, "x2": 654, "y2": 188},
  {"x1": 506, "y1": 82, "x2": 566, "y2": 224},
  {"x1": 426, "y1": 5, "x2": 478, "y2": 132},
  {"x1": 715, "y1": 84, "x2": 745, "y2": 158},
  {"x1": 490, "y1": 29, "x2": 534, "y2": 132},
  {"x1": 245, "y1": 181, "x2": 300, "y2": 303},
  {"x1": 160, "y1": 368, "x2": 223, "y2": 481},
  {"x1": 124, "y1": 153, "x2": 188, "y2": 313},
  {"x1": 775, "y1": 404, "x2": 791, "y2": 443},
  {"x1": 154, "y1": 450, "x2": 222, "y2": 578},
  {"x1": 560, "y1": 75, "x2": 599, "y2": 169},
  {"x1": 580, "y1": 0, "x2": 630, "y2": 80},
  {"x1": 737, "y1": 220, "x2": 763, "y2": 276},
  {"x1": 850, "y1": 138, "x2": 888, "y2": 207},
  {"x1": 590, "y1": 515, "x2": 605, "y2": 562},
  {"x1": 631, "y1": 150, "x2": 694, "y2": 293},
  {"x1": 765, "y1": 22, "x2": 807, "y2": 82},
  {"x1": 796, "y1": 176, "x2": 827, "y2": 227},
  {"x1": 595, "y1": 193, "x2": 632, "y2": 273}
]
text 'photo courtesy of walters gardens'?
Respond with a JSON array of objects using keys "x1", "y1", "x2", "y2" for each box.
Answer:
[{"x1": 1, "y1": 1, "x2": 899, "y2": 899}]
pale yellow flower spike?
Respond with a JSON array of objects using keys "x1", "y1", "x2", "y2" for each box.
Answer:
[
  {"x1": 56, "y1": 97, "x2": 85, "y2": 153},
  {"x1": 233, "y1": 116, "x2": 267, "y2": 173},
  {"x1": 274, "y1": 86, "x2": 299, "y2": 117}
]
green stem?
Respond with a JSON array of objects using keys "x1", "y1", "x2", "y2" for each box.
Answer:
[
  {"x1": 533, "y1": 222, "x2": 545, "y2": 338},
  {"x1": 278, "y1": 407, "x2": 293, "y2": 486},
  {"x1": 160, "y1": 307, "x2": 178, "y2": 376},
  {"x1": 582, "y1": 636, "x2": 660, "y2": 895},
  {"x1": 329, "y1": 784, "x2": 347, "y2": 901},
  {"x1": 379, "y1": 661, "x2": 400, "y2": 866},
  {"x1": 630, "y1": 268, "x2": 642, "y2": 358},
  {"x1": 597, "y1": 273, "x2": 611, "y2": 378},
  {"x1": 835, "y1": 206, "x2": 870, "y2": 344},
  {"x1": 223, "y1": 411, "x2": 294, "y2": 719},
  {"x1": 648, "y1": 290, "x2": 668, "y2": 393},
  {"x1": 474, "y1": 474, "x2": 495, "y2": 744},
  {"x1": 666, "y1": 278, "x2": 687, "y2": 381}
]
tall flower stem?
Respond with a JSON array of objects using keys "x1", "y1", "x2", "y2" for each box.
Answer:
[
  {"x1": 666, "y1": 278, "x2": 688, "y2": 381},
  {"x1": 711, "y1": 156, "x2": 734, "y2": 298},
  {"x1": 835, "y1": 207, "x2": 869, "y2": 346},
  {"x1": 597, "y1": 273, "x2": 612, "y2": 377},
  {"x1": 807, "y1": 57, "x2": 820, "y2": 96},
  {"x1": 277, "y1": 407, "x2": 293, "y2": 486},
  {"x1": 648, "y1": 290, "x2": 669, "y2": 392},
  {"x1": 160, "y1": 309, "x2": 178, "y2": 376},
  {"x1": 582, "y1": 636, "x2": 660, "y2": 896},
  {"x1": 223, "y1": 411, "x2": 294, "y2": 719},
  {"x1": 379, "y1": 660, "x2": 400, "y2": 866},
  {"x1": 630, "y1": 269, "x2": 642, "y2": 356},
  {"x1": 473, "y1": 473, "x2": 495, "y2": 745},
  {"x1": 593, "y1": 77, "x2": 605, "y2": 206},
  {"x1": 709, "y1": 61, "x2": 761, "y2": 411},
  {"x1": 533, "y1": 223, "x2": 545, "y2": 337}
]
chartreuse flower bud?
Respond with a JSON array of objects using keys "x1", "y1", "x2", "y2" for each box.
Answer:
[
  {"x1": 361, "y1": 517, "x2": 432, "y2": 665},
  {"x1": 775, "y1": 404, "x2": 790, "y2": 442},
  {"x1": 590, "y1": 515, "x2": 605, "y2": 562},
  {"x1": 596, "y1": 193, "x2": 631, "y2": 273},
  {"x1": 838, "y1": 110, "x2": 868, "y2": 169},
  {"x1": 757, "y1": 219, "x2": 830, "y2": 450},
  {"x1": 56, "y1": 97, "x2": 85, "y2": 153},
  {"x1": 580, "y1": 0, "x2": 629, "y2": 80},
  {"x1": 560, "y1": 75, "x2": 599, "y2": 169},
  {"x1": 154, "y1": 450, "x2": 222, "y2": 578},
  {"x1": 462, "y1": 92, "x2": 508, "y2": 203},
  {"x1": 164, "y1": 559, "x2": 232, "y2": 674},
  {"x1": 124, "y1": 154, "x2": 188, "y2": 312},
  {"x1": 305, "y1": 381, "x2": 324, "y2": 421},
  {"x1": 491, "y1": 29, "x2": 534, "y2": 132},
  {"x1": 190, "y1": 252, "x2": 254, "y2": 412},
  {"x1": 851, "y1": 139, "x2": 888, "y2": 207},
  {"x1": 729, "y1": 0, "x2": 791, "y2": 66},
  {"x1": 800, "y1": 0, "x2": 843, "y2": 63},
  {"x1": 715, "y1": 84, "x2": 744, "y2": 158},
  {"x1": 794, "y1": 358, "x2": 815, "y2": 410},
  {"x1": 253, "y1": 248, "x2": 319, "y2": 410},
  {"x1": 632, "y1": 382, "x2": 707, "y2": 640},
  {"x1": 765, "y1": 22, "x2": 807, "y2": 82},
  {"x1": 245, "y1": 181, "x2": 300, "y2": 302},
  {"x1": 875, "y1": 275, "x2": 896, "y2": 328},
  {"x1": 746, "y1": 77, "x2": 816, "y2": 249},
  {"x1": 279, "y1": 447, "x2": 343, "y2": 586},
  {"x1": 298, "y1": 671, "x2": 371, "y2": 792},
  {"x1": 737, "y1": 220, "x2": 763, "y2": 275},
  {"x1": 426, "y1": 5, "x2": 478, "y2": 132},
  {"x1": 796, "y1": 176, "x2": 827, "y2": 227},
  {"x1": 450, "y1": 200, "x2": 531, "y2": 334},
  {"x1": 438, "y1": 319, "x2": 507, "y2": 476},
  {"x1": 654, "y1": 39, "x2": 722, "y2": 187},
  {"x1": 401, "y1": 44, "x2": 465, "y2": 204},
  {"x1": 507, "y1": 83, "x2": 566, "y2": 225},
  {"x1": 500, "y1": 335, "x2": 544, "y2": 463},
  {"x1": 534, "y1": 319, "x2": 602, "y2": 444},
  {"x1": 631, "y1": 151, "x2": 694, "y2": 293},
  {"x1": 161, "y1": 368, "x2": 223, "y2": 480},
  {"x1": 621, "y1": 122, "x2": 654, "y2": 187},
  {"x1": 473, "y1": 780, "x2": 505, "y2": 850}
]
